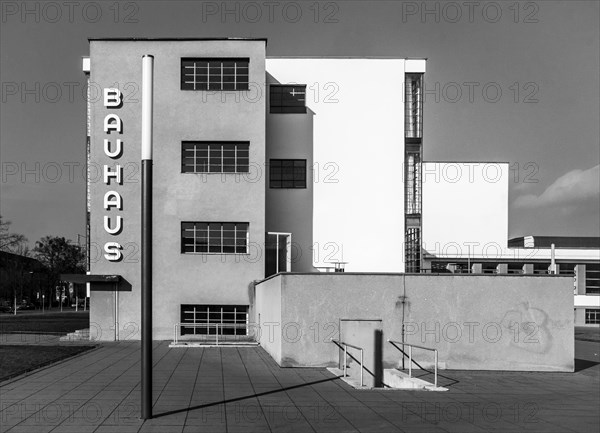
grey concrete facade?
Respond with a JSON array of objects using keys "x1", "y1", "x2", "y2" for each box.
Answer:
[{"x1": 88, "y1": 40, "x2": 267, "y2": 340}]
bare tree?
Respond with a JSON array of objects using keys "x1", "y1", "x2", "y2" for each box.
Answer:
[{"x1": 0, "y1": 216, "x2": 28, "y2": 253}]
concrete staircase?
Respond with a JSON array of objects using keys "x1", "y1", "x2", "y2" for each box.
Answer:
[{"x1": 59, "y1": 328, "x2": 90, "y2": 342}]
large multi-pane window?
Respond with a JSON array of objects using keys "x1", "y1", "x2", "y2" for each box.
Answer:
[
  {"x1": 180, "y1": 305, "x2": 248, "y2": 335},
  {"x1": 269, "y1": 85, "x2": 307, "y2": 113},
  {"x1": 269, "y1": 159, "x2": 307, "y2": 188},
  {"x1": 405, "y1": 152, "x2": 421, "y2": 215},
  {"x1": 405, "y1": 74, "x2": 423, "y2": 138},
  {"x1": 182, "y1": 142, "x2": 249, "y2": 173},
  {"x1": 181, "y1": 58, "x2": 249, "y2": 91},
  {"x1": 586, "y1": 264, "x2": 600, "y2": 295},
  {"x1": 181, "y1": 222, "x2": 249, "y2": 254},
  {"x1": 585, "y1": 309, "x2": 600, "y2": 324}
]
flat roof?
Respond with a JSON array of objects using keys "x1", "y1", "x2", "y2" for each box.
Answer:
[
  {"x1": 256, "y1": 271, "x2": 569, "y2": 285},
  {"x1": 509, "y1": 236, "x2": 600, "y2": 249},
  {"x1": 88, "y1": 37, "x2": 268, "y2": 44},
  {"x1": 266, "y1": 56, "x2": 427, "y2": 60}
]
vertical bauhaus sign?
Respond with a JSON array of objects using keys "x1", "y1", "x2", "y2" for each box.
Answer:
[{"x1": 102, "y1": 88, "x2": 125, "y2": 261}]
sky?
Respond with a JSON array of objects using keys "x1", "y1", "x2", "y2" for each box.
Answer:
[{"x1": 1, "y1": 0, "x2": 599, "y2": 247}]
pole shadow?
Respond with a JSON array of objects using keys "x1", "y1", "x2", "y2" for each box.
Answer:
[{"x1": 152, "y1": 374, "x2": 344, "y2": 419}]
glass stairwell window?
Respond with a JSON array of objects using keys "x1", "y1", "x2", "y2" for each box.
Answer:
[
  {"x1": 405, "y1": 152, "x2": 421, "y2": 215},
  {"x1": 405, "y1": 74, "x2": 423, "y2": 138}
]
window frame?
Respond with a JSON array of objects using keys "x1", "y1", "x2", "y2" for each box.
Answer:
[
  {"x1": 585, "y1": 263, "x2": 600, "y2": 295},
  {"x1": 585, "y1": 308, "x2": 600, "y2": 324},
  {"x1": 405, "y1": 73, "x2": 423, "y2": 139},
  {"x1": 181, "y1": 141, "x2": 250, "y2": 174},
  {"x1": 269, "y1": 84, "x2": 307, "y2": 114},
  {"x1": 181, "y1": 58, "x2": 250, "y2": 91},
  {"x1": 181, "y1": 222, "x2": 249, "y2": 255},
  {"x1": 269, "y1": 159, "x2": 307, "y2": 189},
  {"x1": 180, "y1": 304, "x2": 248, "y2": 336}
]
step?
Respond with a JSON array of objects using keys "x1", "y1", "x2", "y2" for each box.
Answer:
[
  {"x1": 59, "y1": 328, "x2": 90, "y2": 342},
  {"x1": 169, "y1": 341, "x2": 259, "y2": 348},
  {"x1": 383, "y1": 369, "x2": 447, "y2": 391}
]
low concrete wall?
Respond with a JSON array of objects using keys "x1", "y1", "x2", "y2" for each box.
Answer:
[
  {"x1": 254, "y1": 273, "x2": 574, "y2": 371},
  {"x1": 255, "y1": 275, "x2": 282, "y2": 364}
]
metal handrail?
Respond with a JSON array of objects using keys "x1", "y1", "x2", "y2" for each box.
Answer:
[
  {"x1": 388, "y1": 340, "x2": 438, "y2": 388},
  {"x1": 173, "y1": 323, "x2": 248, "y2": 345},
  {"x1": 330, "y1": 339, "x2": 364, "y2": 387}
]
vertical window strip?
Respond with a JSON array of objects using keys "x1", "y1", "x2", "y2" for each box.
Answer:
[
  {"x1": 193, "y1": 63, "x2": 196, "y2": 90},
  {"x1": 234, "y1": 224, "x2": 237, "y2": 253},
  {"x1": 193, "y1": 224, "x2": 197, "y2": 253},
  {"x1": 234, "y1": 145, "x2": 238, "y2": 172},
  {"x1": 246, "y1": 227, "x2": 249, "y2": 254},
  {"x1": 207, "y1": 144, "x2": 211, "y2": 172},
  {"x1": 220, "y1": 224, "x2": 224, "y2": 254},
  {"x1": 193, "y1": 145, "x2": 197, "y2": 173}
]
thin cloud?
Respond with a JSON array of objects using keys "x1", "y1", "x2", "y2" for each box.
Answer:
[{"x1": 514, "y1": 164, "x2": 599, "y2": 209}]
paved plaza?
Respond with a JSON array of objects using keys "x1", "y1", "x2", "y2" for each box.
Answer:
[{"x1": 1, "y1": 340, "x2": 599, "y2": 433}]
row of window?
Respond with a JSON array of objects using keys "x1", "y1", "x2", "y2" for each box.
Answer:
[
  {"x1": 180, "y1": 58, "x2": 306, "y2": 113},
  {"x1": 180, "y1": 305, "x2": 600, "y2": 335},
  {"x1": 181, "y1": 142, "x2": 306, "y2": 188}
]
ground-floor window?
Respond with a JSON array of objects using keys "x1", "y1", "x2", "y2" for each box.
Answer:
[
  {"x1": 585, "y1": 309, "x2": 600, "y2": 325},
  {"x1": 180, "y1": 304, "x2": 248, "y2": 335}
]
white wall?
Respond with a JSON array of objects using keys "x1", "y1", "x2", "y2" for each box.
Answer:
[
  {"x1": 266, "y1": 58, "x2": 411, "y2": 272},
  {"x1": 422, "y1": 162, "x2": 509, "y2": 259}
]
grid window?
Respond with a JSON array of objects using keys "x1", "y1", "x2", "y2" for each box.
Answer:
[
  {"x1": 585, "y1": 309, "x2": 600, "y2": 324},
  {"x1": 405, "y1": 152, "x2": 422, "y2": 215},
  {"x1": 270, "y1": 159, "x2": 307, "y2": 189},
  {"x1": 181, "y1": 58, "x2": 249, "y2": 91},
  {"x1": 405, "y1": 227, "x2": 421, "y2": 273},
  {"x1": 181, "y1": 222, "x2": 249, "y2": 254},
  {"x1": 270, "y1": 85, "x2": 307, "y2": 113},
  {"x1": 182, "y1": 142, "x2": 249, "y2": 174},
  {"x1": 181, "y1": 305, "x2": 248, "y2": 335},
  {"x1": 405, "y1": 74, "x2": 423, "y2": 138},
  {"x1": 586, "y1": 264, "x2": 600, "y2": 295}
]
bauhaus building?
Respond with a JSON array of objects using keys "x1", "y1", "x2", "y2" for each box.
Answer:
[
  {"x1": 80, "y1": 39, "x2": 595, "y2": 366},
  {"x1": 83, "y1": 38, "x2": 429, "y2": 341}
]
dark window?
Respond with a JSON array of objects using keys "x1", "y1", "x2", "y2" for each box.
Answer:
[
  {"x1": 181, "y1": 58, "x2": 249, "y2": 91},
  {"x1": 585, "y1": 309, "x2": 600, "y2": 324},
  {"x1": 269, "y1": 159, "x2": 307, "y2": 189},
  {"x1": 270, "y1": 85, "x2": 307, "y2": 113},
  {"x1": 180, "y1": 305, "x2": 248, "y2": 335},
  {"x1": 586, "y1": 264, "x2": 600, "y2": 295},
  {"x1": 181, "y1": 222, "x2": 248, "y2": 254},
  {"x1": 182, "y1": 142, "x2": 249, "y2": 173}
]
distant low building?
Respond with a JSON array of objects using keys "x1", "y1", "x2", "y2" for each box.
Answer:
[{"x1": 0, "y1": 251, "x2": 47, "y2": 305}]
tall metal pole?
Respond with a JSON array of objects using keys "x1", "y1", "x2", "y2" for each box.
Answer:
[{"x1": 141, "y1": 54, "x2": 154, "y2": 420}]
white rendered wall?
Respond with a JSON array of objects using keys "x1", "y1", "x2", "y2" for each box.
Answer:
[
  {"x1": 266, "y1": 58, "x2": 409, "y2": 272},
  {"x1": 422, "y1": 162, "x2": 509, "y2": 259}
]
